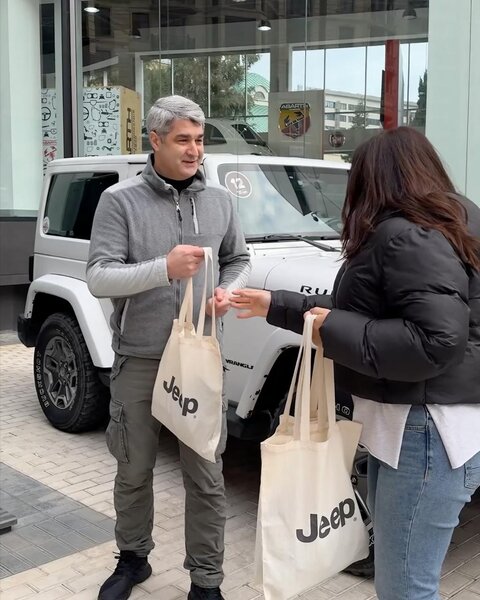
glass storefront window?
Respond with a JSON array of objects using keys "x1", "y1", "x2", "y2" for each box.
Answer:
[
  {"x1": 40, "y1": 0, "x2": 63, "y2": 169},
  {"x1": 401, "y1": 42, "x2": 428, "y2": 129},
  {"x1": 291, "y1": 49, "x2": 325, "y2": 93},
  {"x1": 72, "y1": 0, "x2": 429, "y2": 162}
]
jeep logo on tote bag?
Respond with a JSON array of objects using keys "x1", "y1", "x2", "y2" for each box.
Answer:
[
  {"x1": 163, "y1": 375, "x2": 199, "y2": 416},
  {"x1": 296, "y1": 499, "x2": 356, "y2": 542}
]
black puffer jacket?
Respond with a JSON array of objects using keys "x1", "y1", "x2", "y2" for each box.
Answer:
[{"x1": 267, "y1": 197, "x2": 480, "y2": 405}]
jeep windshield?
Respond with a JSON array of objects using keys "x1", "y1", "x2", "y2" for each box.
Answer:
[{"x1": 217, "y1": 163, "x2": 346, "y2": 239}]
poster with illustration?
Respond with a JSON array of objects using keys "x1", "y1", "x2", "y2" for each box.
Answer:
[
  {"x1": 41, "y1": 85, "x2": 141, "y2": 163},
  {"x1": 41, "y1": 88, "x2": 59, "y2": 169},
  {"x1": 83, "y1": 86, "x2": 141, "y2": 156}
]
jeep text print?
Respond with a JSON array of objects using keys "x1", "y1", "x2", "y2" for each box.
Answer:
[
  {"x1": 163, "y1": 376, "x2": 198, "y2": 416},
  {"x1": 296, "y1": 498, "x2": 356, "y2": 542}
]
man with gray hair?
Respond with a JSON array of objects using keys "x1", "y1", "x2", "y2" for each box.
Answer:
[{"x1": 87, "y1": 95, "x2": 251, "y2": 600}]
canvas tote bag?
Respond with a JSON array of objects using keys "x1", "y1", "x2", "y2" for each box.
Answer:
[
  {"x1": 152, "y1": 247, "x2": 223, "y2": 463},
  {"x1": 255, "y1": 314, "x2": 369, "y2": 600}
]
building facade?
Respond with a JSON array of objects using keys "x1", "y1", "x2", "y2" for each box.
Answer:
[{"x1": 1, "y1": 0, "x2": 479, "y2": 329}]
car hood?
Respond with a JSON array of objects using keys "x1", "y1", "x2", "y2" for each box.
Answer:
[{"x1": 248, "y1": 243, "x2": 343, "y2": 295}]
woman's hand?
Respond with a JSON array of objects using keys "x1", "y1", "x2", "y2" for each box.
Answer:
[
  {"x1": 230, "y1": 288, "x2": 272, "y2": 319},
  {"x1": 304, "y1": 307, "x2": 331, "y2": 346},
  {"x1": 206, "y1": 287, "x2": 231, "y2": 318}
]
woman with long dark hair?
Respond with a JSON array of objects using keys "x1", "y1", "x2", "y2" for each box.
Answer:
[{"x1": 231, "y1": 127, "x2": 480, "y2": 600}]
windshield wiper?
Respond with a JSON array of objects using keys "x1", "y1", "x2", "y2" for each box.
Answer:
[{"x1": 246, "y1": 233, "x2": 340, "y2": 252}]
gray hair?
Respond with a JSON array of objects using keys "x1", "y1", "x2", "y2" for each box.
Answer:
[{"x1": 146, "y1": 95, "x2": 205, "y2": 138}]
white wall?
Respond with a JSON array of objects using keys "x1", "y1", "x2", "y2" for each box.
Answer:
[
  {"x1": 426, "y1": 0, "x2": 480, "y2": 204},
  {"x1": 0, "y1": 0, "x2": 43, "y2": 211}
]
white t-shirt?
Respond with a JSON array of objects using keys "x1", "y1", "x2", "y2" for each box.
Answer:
[{"x1": 352, "y1": 397, "x2": 480, "y2": 469}]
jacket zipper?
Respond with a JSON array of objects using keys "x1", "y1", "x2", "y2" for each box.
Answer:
[
  {"x1": 174, "y1": 192, "x2": 183, "y2": 316},
  {"x1": 190, "y1": 197, "x2": 199, "y2": 234}
]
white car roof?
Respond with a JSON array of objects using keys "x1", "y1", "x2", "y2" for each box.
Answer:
[
  {"x1": 47, "y1": 153, "x2": 349, "y2": 171},
  {"x1": 203, "y1": 154, "x2": 349, "y2": 170}
]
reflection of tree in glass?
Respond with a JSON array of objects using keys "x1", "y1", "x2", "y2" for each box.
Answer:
[
  {"x1": 350, "y1": 101, "x2": 366, "y2": 128},
  {"x1": 143, "y1": 55, "x2": 260, "y2": 117},
  {"x1": 341, "y1": 102, "x2": 366, "y2": 163},
  {"x1": 411, "y1": 70, "x2": 427, "y2": 128},
  {"x1": 233, "y1": 167, "x2": 343, "y2": 236}
]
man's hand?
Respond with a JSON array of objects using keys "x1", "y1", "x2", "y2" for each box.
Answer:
[
  {"x1": 230, "y1": 288, "x2": 272, "y2": 319},
  {"x1": 304, "y1": 307, "x2": 331, "y2": 347},
  {"x1": 206, "y1": 287, "x2": 232, "y2": 318},
  {"x1": 166, "y1": 245, "x2": 205, "y2": 280}
]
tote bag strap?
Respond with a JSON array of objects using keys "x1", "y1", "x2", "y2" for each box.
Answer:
[
  {"x1": 278, "y1": 314, "x2": 314, "y2": 440},
  {"x1": 278, "y1": 314, "x2": 336, "y2": 442},
  {"x1": 311, "y1": 345, "x2": 336, "y2": 435},
  {"x1": 177, "y1": 247, "x2": 216, "y2": 338},
  {"x1": 293, "y1": 314, "x2": 314, "y2": 441},
  {"x1": 277, "y1": 313, "x2": 310, "y2": 434},
  {"x1": 196, "y1": 247, "x2": 216, "y2": 338},
  {"x1": 179, "y1": 277, "x2": 194, "y2": 326}
]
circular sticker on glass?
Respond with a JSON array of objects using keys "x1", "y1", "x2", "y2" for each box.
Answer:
[
  {"x1": 224, "y1": 171, "x2": 252, "y2": 199},
  {"x1": 42, "y1": 216, "x2": 50, "y2": 234}
]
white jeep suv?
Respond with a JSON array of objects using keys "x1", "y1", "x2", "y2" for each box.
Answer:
[{"x1": 18, "y1": 153, "x2": 352, "y2": 440}]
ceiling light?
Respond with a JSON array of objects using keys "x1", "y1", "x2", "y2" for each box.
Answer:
[
  {"x1": 402, "y1": 7, "x2": 417, "y2": 19},
  {"x1": 257, "y1": 19, "x2": 271, "y2": 31},
  {"x1": 84, "y1": 5, "x2": 99, "y2": 13}
]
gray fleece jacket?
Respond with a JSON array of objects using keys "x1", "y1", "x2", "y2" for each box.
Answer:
[{"x1": 87, "y1": 155, "x2": 251, "y2": 359}]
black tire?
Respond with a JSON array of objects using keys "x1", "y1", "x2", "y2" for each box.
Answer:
[{"x1": 34, "y1": 312, "x2": 109, "y2": 432}]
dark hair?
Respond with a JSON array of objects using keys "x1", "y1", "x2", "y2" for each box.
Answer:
[{"x1": 341, "y1": 127, "x2": 480, "y2": 270}]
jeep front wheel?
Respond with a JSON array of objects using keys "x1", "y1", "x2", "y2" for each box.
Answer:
[{"x1": 34, "y1": 312, "x2": 108, "y2": 432}]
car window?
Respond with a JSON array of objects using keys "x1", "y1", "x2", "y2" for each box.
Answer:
[
  {"x1": 204, "y1": 123, "x2": 227, "y2": 145},
  {"x1": 231, "y1": 123, "x2": 267, "y2": 146},
  {"x1": 217, "y1": 164, "x2": 346, "y2": 237},
  {"x1": 44, "y1": 171, "x2": 118, "y2": 240}
]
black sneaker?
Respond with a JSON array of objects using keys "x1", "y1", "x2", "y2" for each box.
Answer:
[
  {"x1": 343, "y1": 547, "x2": 375, "y2": 578},
  {"x1": 98, "y1": 551, "x2": 152, "y2": 600},
  {"x1": 188, "y1": 583, "x2": 225, "y2": 599}
]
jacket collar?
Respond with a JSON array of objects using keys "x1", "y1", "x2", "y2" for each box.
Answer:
[
  {"x1": 376, "y1": 208, "x2": 403, "y2": 224},
  {"x1": 141, "y1": 153, "x2": 206, "y2": 194}
]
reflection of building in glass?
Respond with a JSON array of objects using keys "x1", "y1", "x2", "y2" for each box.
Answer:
[{"x1": 322, "y1": 90, "x2": 417, "y2": 130}]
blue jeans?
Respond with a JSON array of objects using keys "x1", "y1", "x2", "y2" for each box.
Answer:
[{"x1": 368, "y1": 405, "x2": 480, "y2": 600}]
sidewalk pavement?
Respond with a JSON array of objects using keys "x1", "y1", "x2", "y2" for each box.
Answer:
[{"x1": 1, "y1": 338, "x2": 479, "y2": 600}]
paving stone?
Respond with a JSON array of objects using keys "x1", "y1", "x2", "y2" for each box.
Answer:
[
  {"x1": 14, "y1": 526, "x2": 57, "y2": 547},
  {"x1": 35, "y1": 520, "x2": 73, "y2": 538},
  {"x1": 0, "y1": 534, "x2": 31, "y2": 553},
  {"x1": 0, "y1": 552, "x2": 34, "y2": 576},
  {"x1": 440, "y1": 571, "x2": 475, "y2": 597},
  {"x1": 0, "y1": 583, "x2": 36, "y2": 600},
  {"x1": 13, "y1": 548, "x2": 56, "y2": 570}
]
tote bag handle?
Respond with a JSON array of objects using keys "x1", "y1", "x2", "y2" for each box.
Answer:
[
  {"x1": 278, "y1": 314, "x2": 313, "y2": 440},
  {"x1": 178, "y1": 247, "x2": 216, "y2": 339},
  {"x1": 278, "y1": 313, "x2": 336, "y2": 441},
  {"x1": 310, "y1": 344, "x2": 336, "y2": 439}
]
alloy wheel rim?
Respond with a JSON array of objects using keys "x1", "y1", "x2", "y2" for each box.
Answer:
[{"x1": 43, "y1": 335, "x2": 78, "y2": 410}]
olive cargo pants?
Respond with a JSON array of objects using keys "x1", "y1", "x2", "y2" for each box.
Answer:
[{"x1": 107, "y1": 355, "x2": 227, "y2": 587}]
